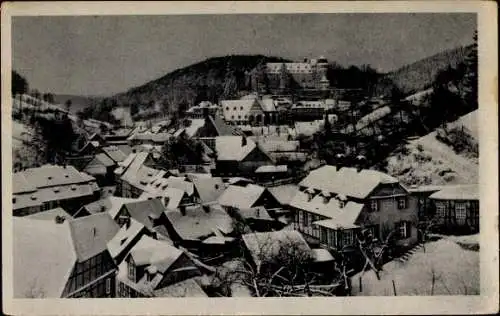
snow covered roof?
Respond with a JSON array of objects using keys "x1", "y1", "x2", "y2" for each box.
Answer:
[
  {"x1": 15, "y1": 164, "x2": 96, "y2": 190},
  {"x1": 255, "y1": 165, "x2": 288, "y2": 173},
  {"x1": 298, "y1": 165, "x2": 399, "y2": 199},
  {"x1": 14, "y1": 217, "x2": 77, "y2": 298},
  {"x1": 257, "y1": 139, "x2": 300, "y2": 153},
  {"x1": 107, "y1": 218, "x2": 145, "y2": 261},
  {"x1": 165, "y1": 204, "x2": 233, "y2": 241},
  {"x1": 191, "y1": 177, "x2": 226, "y2": 204},
  {"x1": 291, "y1": 190, "x2": 364, "y2": 223},
  {"x1": 128, "y1": 235, "x2": 182, "y2": 273},
  {"x1": 269, "y1": 184, "x2": 299, "y2": 206},
  {"x1": 429, "y1": 184, "x2": 479, "y2": 201},
  {"x1": 242, "y1": 230, "x2": 312, "y2": 268},
  {"x1": 215, "y1": 136, "x2": 257, "y2": 161},
  {"x1": 25, "y1": 207, "x2": 73, "y2": 221},
  {"x1": 121, "y1": 199, "x2": 166, "y2": 230},
  {"x1": 14, "y1": 213, "x2": 119, "y2": 298},
  {"x1": 101, "y1": 146, "x2": 128, "y2": 163},
  {"x1": 68, "y1": 213, "x2": 120, "y2": 262},
  {"x1": 184, "y1": 119, "x2": 206, "y2": 137},
  {"x1": 153, "y1": 278, "x2": 207, "y2": 297},
  {"x1": 217, "y1": 184, "x2": 267, "y2": 209},
  {"x1": 139, "y1": 187, "x2": 185, "y2": 211},
  {"x1": 237, "y1": 206, "x2": 274, "y2": 221}
]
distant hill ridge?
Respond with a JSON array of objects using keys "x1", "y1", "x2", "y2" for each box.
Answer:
[
  {"x1": 75, "y1": 46, "x2": 472, "y2": 113},
  {"x1": 111, "y1": 55, "x2": 290, "y2": 113},
  {"x1": 378, "y1": 45, "x2": 473, "y2": 96}
]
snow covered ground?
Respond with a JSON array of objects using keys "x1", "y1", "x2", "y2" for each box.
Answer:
[
  {"x1": 351, "y1": 238, "x2": 479, "y2": 296},
  {"x1": 386, "y1": 111, "x2": 478, "y2": 186}
]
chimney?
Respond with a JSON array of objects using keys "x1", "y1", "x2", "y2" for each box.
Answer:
[
  {"x1": 241, "y1": 136, "x2": 247, "y2": 147},
  {"x1": 202, "y1": 205, "x2": 210, "y2": 213},
  {"x1": 55, "y1": 215, "x2": 66, "y2": 224},
  {"x1": 125, "y1": 217, "x2": 131, "y2": 229}
]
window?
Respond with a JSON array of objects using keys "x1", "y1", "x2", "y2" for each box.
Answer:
[
  {"x1": 370, "y1": 199, "x2": 378, "y2": 212},
  {"x1": 320, "y1": 227, "x2": 328, "y2": 244},
  {"x1": 303, "y1": 211, "x2": 309, "y2": 226},
  {"x1": 128, "y1": 260, "x2": 135, "y2": 282},
  {"x1": 238, "y1": 115, "x2": 241, "y2": 119},
  {"x1": 397, "y1": 221, "x2": 410, "y2": 239},
  {"x1": 233, "y1": 107, "x2": 236, "y2": 110},
  {"x1": 240, "y1": 106, "x2": 243, "y2": 110},
  {"x1": 231, "y1": 115, "x2": 234, "y2": 119},
  {"x1": 436, "y1": 202, "x2": 447, "y2": 218},
  {"x1": 106, "y1": 278, "x2": 111, "y2": 295},
  {"x1": 342, "y1": 230, "x2": 353, "y2": 246},
  {"x1": 339, "y1": 200, "x2": 345, "y2": 208},
  {"x1": 226, "y1": 107, "x2": 229, "y2": 111},
  {"x1": 397, "y1": 197, "x2": 407, "y2": 209},
  {"x1": 455, "y1": 203, "x2": 467, "y2": 225}
]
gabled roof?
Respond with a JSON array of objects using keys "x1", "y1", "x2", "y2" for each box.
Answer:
[
  {"x1": 269, "y1": 184, "x2": 299, "y2": 206},
  {"x1": 298, "y1": 165, "x2": 399, "y2": 200},
  {"x1": 107, "y1": 218, "x2": 146, "y2": 261},
  {"x1": 14, "y1": 217, "x2": 76, "y2": 298},
  {"x1": 122, "y1": 199, "x2": 166, "y2": 230},
  {"x1": 163, "y1": 176, "x2": 195, "y2": 196},
  {"x1": 259, "y1": 98, "x2": 277, "y2": 112},
  {"x1": 217, "y1": 184, "x2": 267, "y2": 209},
  {"x1": 192, "y1": 177, "x2": 225, "y2": 204},
  {"x1": 139, "y1": 187, "x2": 185, "y2": 211},
  {"x1": 14, "y1": 213, "x2": 119, "y2": 298},
  {"x1": 128, "y1": 235, "x2": 183, "y2": 273},
  {"x1": 69, "y1": 213, "x2": 120, "y2": 262},
  {"x1": 215, "y1": 136, "x2": 257, "y2": 161},
  {"x1": 101, "y1": 146, "x2": 128, "y2": 163},
  {"x1": 429, "y1": 184, "x2": 479, "y2": 201},
  {"x1": 165, "y1": 204, "x2": 233, "y2": 241},
  {"x1": 237, "y1": 206, "x2": 273, "y2": 221},
  {"x1": 208, "y1": 115, "x2": 241, "y2": 136},
  {"x1": 242, "y1": 230, "x2": 312, "y2": 268}
]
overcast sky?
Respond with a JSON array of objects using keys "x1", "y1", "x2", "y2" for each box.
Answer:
[{"x1": 12, "y1": 13, "x2": 476, "y2": 96}]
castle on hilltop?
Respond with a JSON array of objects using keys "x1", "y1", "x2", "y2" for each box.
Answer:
[{"x1": 265, "y1": 56, "x2": 330, "y2": 91}]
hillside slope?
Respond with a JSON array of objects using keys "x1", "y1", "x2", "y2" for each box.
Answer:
[
  {"x1": 377, "y1": 45, "x2": 472, "y2": 96},
  {"x1": 386, "y1": 110, "x2": 478, "y2": 186}
]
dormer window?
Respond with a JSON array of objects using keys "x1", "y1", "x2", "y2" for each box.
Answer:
[
  {"x1": 339, "y1": 200, "x2": 345, "y2": 208},
  {"x1": 12, "y1": 197, "x2": 16, "y2": 204},
  {"x1": 53, "y1": 187, "x2": 60, "y2": 193},
  {"x1": 70, "y1": 185, "x2": 77, "y2": 191}
]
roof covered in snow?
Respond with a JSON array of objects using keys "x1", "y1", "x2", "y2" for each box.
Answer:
[
  {"x1": 298, "y1": 165, "x2": 399, "y2": 199},
  {"x1": 217, "y1": 184, "x2": 267, "y2": 209},
  {"x1": 429, "y1": 184, "x2": 479, "y2": 201}
]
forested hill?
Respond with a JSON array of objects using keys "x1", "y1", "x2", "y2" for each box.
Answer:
[
  {"x1": 376, "y1": 45, "x2": 473, "y2": 96},
  {"x1": 110, "y1": 55, "x2": 289, "y2": 113}
]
